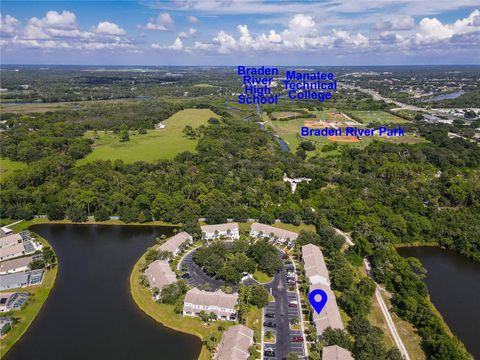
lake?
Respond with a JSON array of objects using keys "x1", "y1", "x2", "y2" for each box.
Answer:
[
  {"x1": 4, "y1": 224, "x2": 201, "y2": 360},
  {"x1": 422, "y1": 90, "x2": 465, "y2": 102},
  {"x1": 398, "y1": 247, "x2": 480, "y2": 358}
]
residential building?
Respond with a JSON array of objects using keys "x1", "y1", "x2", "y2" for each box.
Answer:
[
  {"x1": 322, "y1": 345, "x2": 354, "y2": 360},
  {"x1": 201, "y1": 223, "x2": 239, "y2": 240},
  {"x1": 310, "y1": 283, "x2": 344, "y2": 334},
  {"x1": 183, "y1": 288, "x2": 238, "y2": 320},
  {"x1": 0, "y1": 271, "x2": 29, "y2": 290},
  {"x1": 0, "y1": 292, "x2": 29, "y2": 312},
  {"x1": 0, "y1": 256, "x2": 35, "y2": 275},
  {"x1": 158, "y1": 232, "x2": 192, "y2": 257},
  {"x1": 0, "y1": 316, "x2": 13, "y2": 336},
  {"x1": 216, "y1": 324, "x2": 254, "y2": 360},
  {"x1": 250, "y1": 223, "x2": 298, "y2": 243},
  {"x1": 0, "y1": 269, "x2": 43, "y2": 291},
  {"x1": 302, "y1": 244, "x2": 330, "y2": 287},
  {"x1": 0, "y1": 233, "x2": 22, "y2": 249},
  {"x1": 0, "y1": 243, "x2": 27, "y2": 261},
  {"x1": 0, "y1": 226, "x2": 13, "y2": 238},
  {"x1": 145, "y1": 260, "x2": 177, "y2": 290}
]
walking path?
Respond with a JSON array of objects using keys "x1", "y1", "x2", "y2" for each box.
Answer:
[{"x1": 364, "y1": 258, "x2": 410, "y2": 360}]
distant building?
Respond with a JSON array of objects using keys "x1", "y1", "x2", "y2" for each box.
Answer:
[
  {"x1": 0, "y1": 243, "x2": 27, "y2": 261},
  {"x1": 183, "y1": 288, "x2": 238, "y2": 320},
  {"x1": 322, "y1": 345, "x2": 354, "y2": 360},
  {"x1": 201, "y1": 223, "x2": 239, "y2": 240},
  {"x1": 0, "y1": 292, "x2": 29, "y2": 312},
  {"x1": 145, "y1": 260, "x2": 177, "y2": 290},
  {"x1": 250, "y1": 223, "x2": 298, "y2": 243},
  {"x1": 0, "y1": 233, "x2": 22, "y2": 249},
  {"x1": 0, "y1": 255, "x2": 36, "y2": 275},
  {"x1": 310, "y1": 284, "x2": 344, "y2": 334},
  {"x1": 302, "y1": 244, "x2": 330, "y2": 287},
  {"x1": 0, "y1": 316, "x2": 13, "y2": 336},
  {"x1": 216, "y1": 324, "x2": 254, "y2": 360},
  {"x1": 158, "y1": 232, "x2": 192, "y2": 257}
]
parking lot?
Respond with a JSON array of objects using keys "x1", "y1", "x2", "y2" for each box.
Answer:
[
  {"x1": 178, "y1": 250, "x2": 226, "y2": 290},
  {"x1": 263, "y1": 254, "x2": 306, "y2": 360}
]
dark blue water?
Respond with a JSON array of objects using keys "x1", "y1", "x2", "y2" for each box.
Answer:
[
  {"x1": 5, "y1": 224, "x2": 200, "y2": 360},
  {"x1": 398, "y1": 247, "x2": 480, "y2": 358}
]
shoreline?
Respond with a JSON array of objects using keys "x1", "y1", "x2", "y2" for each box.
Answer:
[
  {"x1": 0, "y1": 230, "x2": 58, "y2": 358},
  {"x1": 129, "y1": 250, "x2": 212, "y2": 360}
]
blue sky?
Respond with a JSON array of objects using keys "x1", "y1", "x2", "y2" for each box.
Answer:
[{"x1": 1, "y1": 0, "x2": 479, "y2": 65}]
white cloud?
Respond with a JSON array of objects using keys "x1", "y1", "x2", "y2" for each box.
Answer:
[
  {"x1": 145, "y1": 13, "x2": 174, "y2": 31},
  {"x1": 4, "y1": 10, "x2": 133, "y2": 50},
  {"x1": 376, "y1": 16, "x2": 415, "y2": 31},
  {"x1": 95, "y1": 21, "x2": 126, "y2": 36},
  {"x1": 0, "y1": 14, "x2": 20, "y2": 36},
  {"x1": 178, "y1": 27, "x2": 196, "y2": 38},
  {"x1": 213, "y1": 30, "x2": 236, "y2": 53},
  {"x1": 152, "y1": 37, "x2": 184, "y2": 51},
  {"x1": 187, "y1": 15, "x2": 198, "y2": 24}
]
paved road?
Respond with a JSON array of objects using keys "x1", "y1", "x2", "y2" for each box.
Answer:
[
  {"x1": 263, "y1": 257, "x2": 305, "y2": 360},
  {"x1": 179, "y1": 251, "x2": 227, "y2": 290},
  {"x1": 364, "y1": 258, "x2": 410, "y2": 360}
]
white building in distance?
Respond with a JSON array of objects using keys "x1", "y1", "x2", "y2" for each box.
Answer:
[
  {"x1": 183, "y1": 288, "x2": 238, "y2": 321},
  {"x1": 250, "y1": 223, "x2": 298, "y2": 243},
  {"x1": 201, "y1": 223, "x2": 239, "y2": 240}
]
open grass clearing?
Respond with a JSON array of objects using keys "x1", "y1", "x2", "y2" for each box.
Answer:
[
  {"x1": 253, "y1": 270, "x2": 273, "y2": 283},
  {"x1": 348, "y1": 111, "x2": 411, "y2": 124},
  {"x1": 77, "y1": 109, "x2": 218, "y2": 165},
  {"x1": 0, "y1": 158, "x2": 27, "y2": 181}
]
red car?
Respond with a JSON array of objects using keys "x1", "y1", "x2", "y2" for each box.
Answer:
[
  {"x1": 291, "y1": 336, "x2": 304, "y2": 342},
  {"x1": 288, "y1": 303, "x2": 298, "y2": 308}
]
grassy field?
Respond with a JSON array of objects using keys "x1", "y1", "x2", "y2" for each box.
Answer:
[
  {"x1": 77, "y1": 109, "x2": 218, "y2": 165},
  {"x1": 0, "y1": 233, "x2": 58, "y2": 358},
  {"x1": 348, "y1": 111, "x2": 411, "y2": 124},
  {"x1": 0, "y1": 158, "x2": 27, "y2": 181},
  {"x1": 253, "y1": 270, "x2": 273, "y2": 283},
  {"x1": 130, "y1": 248, "x2": 234, "y2": 360}
]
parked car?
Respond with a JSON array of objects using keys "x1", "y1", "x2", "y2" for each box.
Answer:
[
  {"x1": 181, "y1": 273, "x2": 191, "y2": 279},
  {"x1": 263, "y1": 321, "x2": 276, "y2": 328},
  {"x1": 288, "y1": 302, "x2": 298, "y2": 308},
  {"x1": 265, "y1": 313, "x2": 275, "y2": 319},
  {"x1": 291, "y1": 336, "x2": 304, "y2": 342},
  {"x1": 264, "y1": 348, "x2": 276, "y2": 357}
]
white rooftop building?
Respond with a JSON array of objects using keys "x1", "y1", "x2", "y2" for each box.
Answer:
[
  {"x1": 201, "y1": 223, "x2": 239, "y2": 240},
  {"x1": 158, "y1": 232, "x2": 192, "y2": 257},
  {"x1": 302, "y1": 244, "x2": 330, "y2": 287},
  {"x1": 145, "y1": 260, "x2": 177, "y2": 290},
  {"x1": 216, "y1": 324, "x2": 254, "y2": 360},
  {"x1": 183, "y1": 288, "x2": 238, "y2": 321},
  {"x1": 250, "y1": 223, "x2": 298, "y2": 243},
  {"x1": 322, "y1": 345, "x2": 354, "y2": 360}
]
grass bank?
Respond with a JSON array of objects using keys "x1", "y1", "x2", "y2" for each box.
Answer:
[
  {"x1": 0, "y1": 233, "x2": 58, "y2": 357},
  {"x1": 130, "y1": 250, "x2": 232, "y2": 360}
]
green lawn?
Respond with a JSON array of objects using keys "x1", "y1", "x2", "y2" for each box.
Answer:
[
  {"x1": 348, "y1": 111, "x2": 411, "y2": 124},
  {"x1": 77, "y1": 109, "x2": 218, "y2": 165},
  {"x1": 0, "y1": 233, "x2": 57, "y2": 358},
  {"x1": 253, "y1": 270, "x2": 273, "y2": 283},
  {"x1": 0, "y1": 158, "x2": 27, "y2": 181},
  {"x1": 130, "y1": 248, "x2": 233, "y2": 360}
]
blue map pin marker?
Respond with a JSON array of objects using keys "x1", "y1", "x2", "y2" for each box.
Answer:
[{"x1": 309, "y1": 288, "x2": 328, "y2": 314}]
